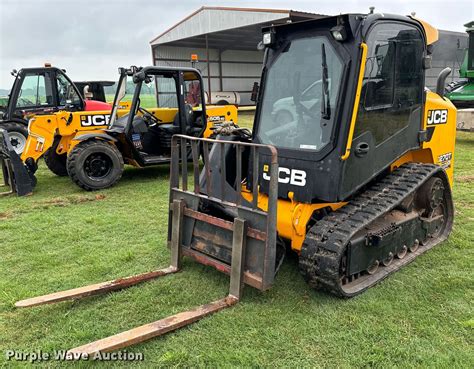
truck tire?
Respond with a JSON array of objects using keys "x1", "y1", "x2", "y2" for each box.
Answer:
[
  {"x1": 67, "y1": 140, "x2": 124, "y2": 191},
  {"x1": 2, "y1": 122, "x2": 28, "y2": 154},
  {"x1": 44, "y1": 137, "x2": 68, "y2": 176}
]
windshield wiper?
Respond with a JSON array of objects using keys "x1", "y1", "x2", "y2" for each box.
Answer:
[{"x1": 321, "y1": 43, "x2": 331, "y2": 120}]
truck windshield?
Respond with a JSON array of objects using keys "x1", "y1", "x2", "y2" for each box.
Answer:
[{"x1": 256, "y1": 36, "x2": 343, "y2": 151}]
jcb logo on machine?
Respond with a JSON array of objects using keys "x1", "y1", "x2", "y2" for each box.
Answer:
[
  {"x1": 208, "y1": 115, "x2": 226, "y2": 122},
  {"x1": 80, "y1": 114, "x2": 111, "y2": 127},
  {"x1": 427, "y1": 109, "x2": 448, "y2": 125},
  {"x1": 262, "y1": 164, "x2": 307, "y2": 187}
]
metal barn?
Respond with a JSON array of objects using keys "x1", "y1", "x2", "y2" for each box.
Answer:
[
  {"x1": 150, "y1": 7, "x2": 468, "y2": 105},
  {"x1": 150, "y1": 7, "x2": 324, "y2": 105}
]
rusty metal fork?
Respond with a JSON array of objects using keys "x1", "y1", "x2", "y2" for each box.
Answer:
[{"x1": 15, "y1": 199, "x2": 247, "y2": 355}]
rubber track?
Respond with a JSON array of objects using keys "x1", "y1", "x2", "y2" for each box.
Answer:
[{"x1": 299, "y1": 162, "x2": 452, "y2": 298}]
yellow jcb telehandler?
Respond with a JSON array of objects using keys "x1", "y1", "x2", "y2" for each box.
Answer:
[
  {"x1": 0, "y1": 66, "x2": 237, "y2": 195},
  {"x1": 16, "y1": 12, "x2": 456, "y2": 355}
]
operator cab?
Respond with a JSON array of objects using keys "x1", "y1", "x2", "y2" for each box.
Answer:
[
  {"x1": 253, "y1": 13, "x2": 429, "y2": 203},
  {"x1": 107, "y1": 66, "x2": 206, "y2": 166},
  {"x1": 5, "y1": 66, "x2": 84, "y2": 122}
]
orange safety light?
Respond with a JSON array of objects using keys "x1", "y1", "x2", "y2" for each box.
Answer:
[
  {"x1": 191, "y1": 54, "x2": 198, "y2": 62},
  {"x1": 44, "y1": 63, "x2": 52, "y2": 67}
]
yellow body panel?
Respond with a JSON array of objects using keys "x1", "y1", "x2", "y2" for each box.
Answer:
[
  {"x1": 21, "y1": 109, "x2": 121, "y2": 162},
  {"x1": 22, "y1": 105, "x2": 238, "y2": 165},
  {"x1": 241, "y1": 189, "x2": 345, "y2": 251},
  {"x1": 392, "y1": 91, "x2": 457, "y2": 187},
  {"x1": 409, "y1": 16, "x2": 439, "y2": 45}
]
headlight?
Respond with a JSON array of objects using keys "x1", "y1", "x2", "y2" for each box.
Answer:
[{"x1": 263, "y1": 32, "x2": 274, "y2": 46}]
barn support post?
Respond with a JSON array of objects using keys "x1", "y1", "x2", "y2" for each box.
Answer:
[
  {"x1": 205, "y1": 35, "x2": 212, "y2": 104},
  {"x1": 218, "y1": 49, "x2": 223, "y2": 91}
]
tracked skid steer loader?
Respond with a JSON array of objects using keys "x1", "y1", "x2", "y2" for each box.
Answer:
[{"x1": 16, "y1": 12, "x2": 456, "y2": 355}]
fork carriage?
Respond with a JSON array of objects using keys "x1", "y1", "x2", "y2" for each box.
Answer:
[{"x1": 15, "y1": 134, "x2": 279, "y2": 354}]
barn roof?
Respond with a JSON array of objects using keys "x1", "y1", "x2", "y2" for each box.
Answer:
[{"x1": 150, "y1": 6, "x2": 325, "y2": 51}]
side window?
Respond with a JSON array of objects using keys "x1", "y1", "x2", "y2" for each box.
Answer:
[
  {"x1": 354, "y1": 23, "x2": 424, "y2": 145},
  {"x1": 17, "y1": 73, "x2": 53, "y2": 108},
  {"x1": 156, "y1": 76, "x2": 177, "y2": 108},
  {"x1": 363, "y1": 41, "x2": 395, "y2": 109},
  {"x1": 184, "y1": 79, "x2": 202, "y2": 107},
  {"x1": 56, "y1": 73, "x2": 81, "y2": 106},
  {"x1": 139, "y1": 76, "x2": 158, "y2": 108}
]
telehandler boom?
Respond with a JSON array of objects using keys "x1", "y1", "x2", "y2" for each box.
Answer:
[{"x1": 16, "y1": 12, "x2": 455, "y2": 354}]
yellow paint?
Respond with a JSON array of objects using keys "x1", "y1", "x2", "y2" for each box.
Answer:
[
  {"x1": 22, "y1": 104, "x2": 238, "y2": 166},
  {"x1": 391, "y1": 91, "x2": 457, "y2": 188},
  {"x1": 203, "y1": 105, "x2": 238, "y2": 137},
  {"x1": 409, "y1": 16, "x2": 439, "y2": 45},
  {"x1": 241, "y1": 189, "x2": 345, "y2": 251},
  {"x1": 21, "y1": 109, "x2": 118, "y2": 162},
  {"x1": 341, "y1": 42, "x2": 368, "y2": 160}
]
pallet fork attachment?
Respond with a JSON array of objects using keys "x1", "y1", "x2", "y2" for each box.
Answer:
[
  {"x1": 0, "y1": 128, "x2": 35, "y2": 196},
  {"x1": 15, "y1": 135, "x2": 278, "y2": 355}
]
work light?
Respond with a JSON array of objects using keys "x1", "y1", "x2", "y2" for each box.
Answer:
[
  {"x1": 330, "y1": 25, "x2": 347, "y2": 41},
  {"x1": 263, "y1": 32, "x2": 274, "y2": 46}
]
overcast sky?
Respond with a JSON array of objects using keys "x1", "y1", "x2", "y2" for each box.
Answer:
[{"x1": 0, "y1": 0, "x2": 472, "y2": 88}]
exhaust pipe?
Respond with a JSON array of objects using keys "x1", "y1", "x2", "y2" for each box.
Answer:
[{"x1": 0, "y1": 128, "x2": 36, "y2": 196}]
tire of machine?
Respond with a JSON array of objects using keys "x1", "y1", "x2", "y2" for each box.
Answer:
[
  {"x1": 67, "y1": 140, "x2": 124, "y2": 191},
  {"x1": 44, "y1": 136, "x2": 68, "y2": 176},
  {"x1": 2, "y1": 122, "x2": 28, "y2": 155}
]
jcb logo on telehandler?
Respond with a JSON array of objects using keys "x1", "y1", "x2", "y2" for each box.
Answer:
[
  {"x1": 262, "y1": 165, "x2": 307, "y2": 187},
  {"x1": 80, "y1": 114, "x2": 111, "y2": 127},
  {"x1": 427, "y1": 110, "x2": 448, "y2": 125}
]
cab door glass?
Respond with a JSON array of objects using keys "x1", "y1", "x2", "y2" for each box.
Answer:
[
  {"x1": 156, "y1": 75, "x2": 177, "y2": 108},
  {"x1": 363, "y1": 41, "x2": 395, "y2": 109},
  {"x1": 16, "y1": 73, "x2": 53, "y2": 108},
  {"x1": 56, "y1": 73, "x2": 82, "y2": 107},
  {"x1": 354, "y1": 23, "x2": 424, "y2": 145},
  {"x1": 184, "y1": 79, "x2": 202, "y2": 107}
]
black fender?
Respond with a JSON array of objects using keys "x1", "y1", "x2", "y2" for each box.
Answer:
[
  {"x1": 74, "y1": 132, "x2": 117, "y2": 142},
  {"x1": 0, "y1": 118, "x2": 28, "y2": 127}
]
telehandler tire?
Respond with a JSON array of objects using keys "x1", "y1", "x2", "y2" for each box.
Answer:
[
  {"x1": 2, "y1": 122, "x2": 28, "y2": 155},
  {"x1": 44, "y1": 137, "x2": 68, "y2": 176},
  {"x1": 67, "y1": 140, "x2": 124, "y2": 191}
]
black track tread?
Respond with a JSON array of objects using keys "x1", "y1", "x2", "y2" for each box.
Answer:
[
  {"x1": 299, "y1": 162, "x2": 453, "y2": 297},
  {"x1": 67, "y1": 140, "x2": 124, "y2": 191}
]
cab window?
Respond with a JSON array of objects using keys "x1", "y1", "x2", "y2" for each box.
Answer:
[
  {"x1": 156, "y1": 75, "x2": 177, "y2": 108},
  {"x1": 56, "y1": 73, "x2": 82, "y2": 107},
  {"x1": 354, "y1": 23, "x2": 424, "y2": 144},
  {"x1": 17, "y1": 73, "x2": 53, "y2": 108},
  {"x1": 184, "y1": 79, "x2": 202, "y2": 107}
]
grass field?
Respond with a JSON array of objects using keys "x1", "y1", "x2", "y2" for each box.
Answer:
[{"x1": 0, "y1": 124, "x2": 472, "y2": 367}]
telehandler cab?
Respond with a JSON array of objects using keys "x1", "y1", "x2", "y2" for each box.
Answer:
[
  {"x1": 0, "y1": 66, "x2": 237, "y2": 195},
  {"x1": 16, "y1": 13, "x2": 456, "y2": 354},
  {"x1": 0, "y1": 65, "x2": 112, "y2": 155}
]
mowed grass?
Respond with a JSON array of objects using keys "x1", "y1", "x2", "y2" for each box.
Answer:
[{"x1": 0, "y1": 126, "x2": 472, "y2": 367}]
